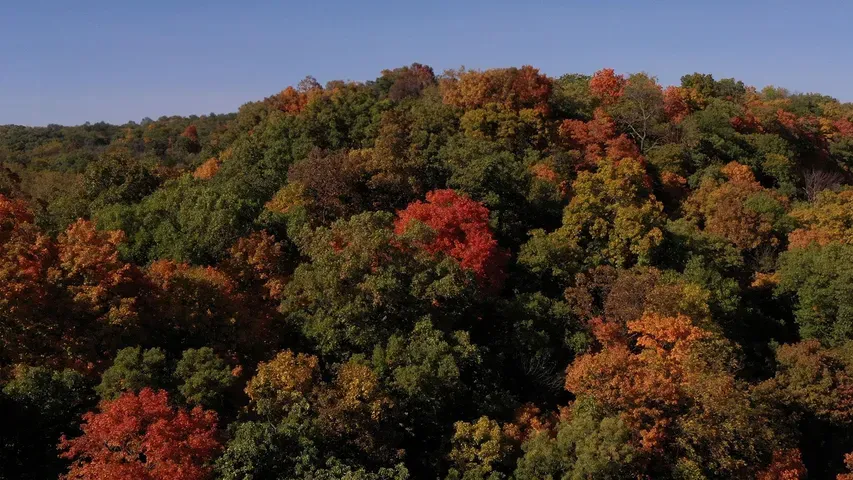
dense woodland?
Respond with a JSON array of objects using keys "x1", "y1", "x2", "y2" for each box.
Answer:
[{"x1": 3, "y1": 64, "x2": 853, "y2": 479}]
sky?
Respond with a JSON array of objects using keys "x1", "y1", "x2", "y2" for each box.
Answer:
[{"x1": 1, "y1": 0, "x2": 851, "y2": 126}]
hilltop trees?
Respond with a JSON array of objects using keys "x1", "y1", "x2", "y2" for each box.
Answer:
[{"x1": 4, "y1": 64, "x2": 853, "y2": 479}]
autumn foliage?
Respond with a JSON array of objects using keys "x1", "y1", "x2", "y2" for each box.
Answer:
[
  {"x1": 589, "y1": 68, "x2": 626, "y2": 105},
  {"x1": 395, "y1": 189, "x2": 508, "y2": 290},
  {"x1": 192, "y1": 158, "x2": 220, "y2": 179},
  {"x1": 4, "y1": 63, "x2": 853, "y2": 479},
  {"x1": 59, "y1": 388, "x2": 221, "y2": 480},
  {"x1": 442, "y1": 66, "x2": 552, "y2": 114}
]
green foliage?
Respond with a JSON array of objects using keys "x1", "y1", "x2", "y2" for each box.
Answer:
[
  {"x1": 216, "y1": 421, "x2": 314, "y2": 480},
  {"x1": 778, "y1": 243, "x2": 853, "y2": 345},
  {"x1": 83, "y1": 149, "x2": 159, "y2": 207},
  {"x1": 374, "y1": 320, "x2": 479, "y2": 402},
  {"x1": 681, "y1": 99, "x2": 749, "y2": 169},
  {"x1": 1, "y1": 366, "x2": 93, "y2": 480},
  {"x1": 96, "y1": 176, "x2": 260, "y2": 264},
  {"x1": 174, "y1": 347, "x2": 234, "y2": 408},
  {"x1": 281, "y1": 211, "x2": 478, "y2": 357},
  {"x1": 5, "y1": 63, "x2": 853, "y2": 479},
  {"x1": 96, "y1": 346, "x2": 169, "y2": 400},
  {"x1": 519, "y1": 157, "x2": 665, "y2": 284},
  {"x1": 551, "y1": 73, "x2": 596, "y2": 120},
  {"x1": 514, "y1": 400, "x2": 636, "y2": 480}
]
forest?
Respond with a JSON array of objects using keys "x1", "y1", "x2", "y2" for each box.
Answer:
[{"x1": 2, "y1": 64, "x2": 853, "y2": 479}]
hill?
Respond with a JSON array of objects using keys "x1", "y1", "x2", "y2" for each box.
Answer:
[{"x1": 3, "y1": 64, "x2": 853, "y2": 479}]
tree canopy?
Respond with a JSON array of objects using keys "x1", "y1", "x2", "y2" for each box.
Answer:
[{"x1": 3, "y1": 64, "x2": 853, "y2": 479}]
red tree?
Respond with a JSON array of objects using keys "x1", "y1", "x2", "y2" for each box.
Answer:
[
  {"x1": 589, "y1": 68, "x2": 625, "y2": 105},
  {"x1": 663, "y1": 86, "x2": 690, "y2": 123},
  {"x1": 180, "y1": 125, "x2": 199, "y2": 143},
  {"x1": 395, "y1": 189, "x2": 508, "y2": 291},
  {"x1": 0, "y1": 195, "x2": 63, "y2": 365},
  {"x1": 59, "y1": 388, "x2": 221, "y2": 480},
  {"x1": 559, "y1": 108, "x2": 640, "y2": 168}
]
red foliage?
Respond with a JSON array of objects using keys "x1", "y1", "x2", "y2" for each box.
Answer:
[
  {"x1": 757, "y1": 449, "x2": 807, "y2": 480},
  {"x1": 835, "y1": 118, "x2": 853, "y2": 138},
  {"x1": 59, "y1": 388, "x2": 221, "y2": 480},
  {"x1": 559, "y1": 108, "x2": 639, "y2": 168},
  {"x1": 777, "y1": 109, "x2": 799, "y2": 131},
  {"x1": 663, "y1": 86, "x2": 690, "y2": 123},
  {"x1": 839, "y1": 452, "x2": 853, "y2": 480},
  {"x1": 384, "y1": 63, "x2": 436, "y2": 101},
  {"x1": 181, "y1": 125, "x2": 199, "y2": 143},
  {"x1": 589, "y1": 68, "x2": 625, "y2": 105},
  {"x1": 0, "y1": 195, "x2": 58, "y2": 364},
  {"x1": 395, "y1": 189, "x2": 508, "y2": 291},
  {"x1": 0, "y1": 193, "x2": 34, "y2": 225},
  {"x1": 605, "y1": 135, "x2": 642, "y2": 161}
]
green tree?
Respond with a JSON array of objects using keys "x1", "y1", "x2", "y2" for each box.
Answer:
[
  {"x1": 96, "y1": 346, "x2": 169, "y2": 400},
  {"x1": 0, "y1": 366, "x2": 93, "y2": 480},
  {"x1": 83, "y1": 148, "x2": 158, "y2": 207},
  {"x1": 174, "y1": 347, "x2": 235, "y2": 408},
  {"x1": 514, "y1": 400, "x2": 636, "y2": 480},
  {"x1": 778, "y1": 243, "x2": 853, "y2": 345}
]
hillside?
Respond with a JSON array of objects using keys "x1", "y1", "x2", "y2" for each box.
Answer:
[{"x1": 3, "y1": 64, "x2": 853, "y2": 479}]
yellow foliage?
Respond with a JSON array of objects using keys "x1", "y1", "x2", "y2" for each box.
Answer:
[
  {"x1": 788, "y1": 189, "x2": 853, "y2": 248},
  {"x1": 245, "y1": 349, "x2": 319, "y2": 413},
  {"x1": 449, "y1": 416, "x2": 512, "y2": 475}
]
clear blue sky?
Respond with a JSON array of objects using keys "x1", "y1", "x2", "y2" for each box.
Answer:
[{"x1": 2, "y1": 0, "x2": 851, "y2": 126}]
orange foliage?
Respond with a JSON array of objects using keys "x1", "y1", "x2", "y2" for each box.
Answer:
[
  {"x1": 227, "y1": 231, "x2": 288, "y2": 300},
  {"x1": 0, "y1": 195, "x2": 54, "y2": 310},
  {"x1": 788, "y1": 190, "x2": 853, "y2": 249},
  {"x1": 245, "y1": 349, "x2": 319, "y2": 412},
  {"x1": 441, "y1": 66, "x2": 552, "y2": 114},
  {"x1": 605, "y1": 134, "x2": 642, "y2": 161},
  {"x1": 502, "y1": 403, "x2": 556, "y2": 444},
  {"x1": 684, "y1": 162, "x2": 788, "y2": 250},
  {"x1": 662, "y1": 86, "x2": 690, "y2": 123},
  {"x1": 565, "y1": 313, "x2": 711, "y2": 451},
  {"x1": 559, "y1": 107, "x2": 641, "y2": 168},
  {"x1": 838, "y1": 452, "x2": 853, "y2": 480},
  {"x1": 56, "y1": 220, "x2": 141, "y2": 327},
  {"x1": 267, "y1": 86, "x2": 310, "y2": 114},
  {"x1": 530, "y1": 163, "x2": 558, "y2": 183},
  {"x1": 0, "y1": 195, "x2": 57, "y2": 363},
  {"x1": 589, "y1": 68, "x2": 625, "y2": 105},
  {"x1": 193, "y1": 158, "x2": 220, "y2": 180}
]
